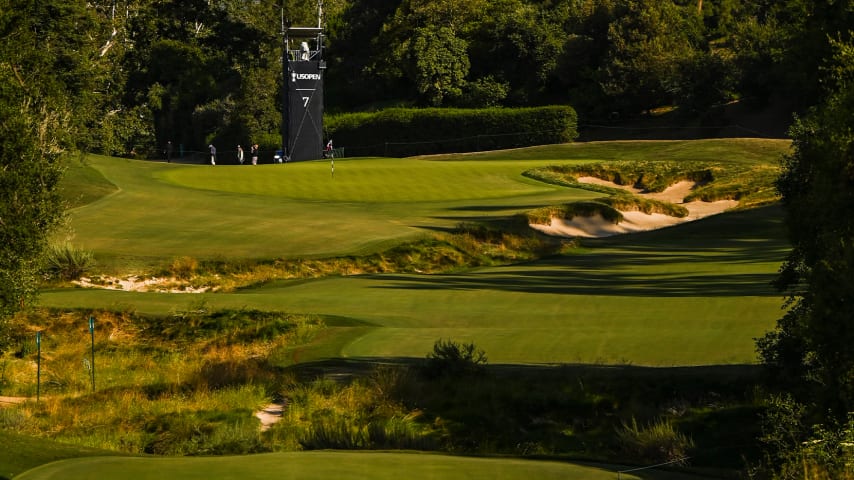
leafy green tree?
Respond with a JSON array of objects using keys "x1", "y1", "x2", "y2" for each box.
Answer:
[
  {"x1": 0, "y1": 0, "x2": 83, "y2": 344},
  {"x1": 407, "y1": 26, "x2": 470, "y2": 106},
  {"x1": 121, "y1": 0, "x2": 274, "y2": 154},
  {"x1": 759, "y1": 38, "x2": 854, "y2": 419},
  {"x1": 598, "y1": 0, "x2": 700, "y2": 114},
  {"x1": 370, "y1": 0, "x2": 481, "y2": 106},
  {"x1": 324, "y1": 0, "x2": 403, "y2": 109},
  {"x1": 467, "y1": 0, "x2": 566, "y2": 105}
]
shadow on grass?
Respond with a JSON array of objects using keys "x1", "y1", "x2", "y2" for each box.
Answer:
[
  {"x1": 387, "y1": 206, "x2": 788, "y2": 297},
  {"x1": 284, "y1": 357, "x2": 764, "y2": 475}
]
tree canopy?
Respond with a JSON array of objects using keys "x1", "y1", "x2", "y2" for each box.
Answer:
[{"x1": 0, "y1": 0, "x2": 832, "y2": 158}]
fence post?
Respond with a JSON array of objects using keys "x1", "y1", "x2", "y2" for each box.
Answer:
[
  {"x1": 36, "y1": 331, "x2": 41, "y2": 402},
  {"x1": 89, "y1": 316, "x2": 95, "y2": 393}
]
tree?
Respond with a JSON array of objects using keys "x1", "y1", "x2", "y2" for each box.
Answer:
[
  {"x1": 758, "y1": 38, "x2": 854, "y2": 419},
  {"x1": 408, "y1": 26, "x2": 470, "y2": 106},
  {"x1": 0, "y1": 0, "x2": 84, "y2": 345},
  {"x1": 597, "y1": 0, "x2": 700, "y2": 114}
]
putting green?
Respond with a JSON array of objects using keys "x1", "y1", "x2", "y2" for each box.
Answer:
[
  {"x1": 159, "y1": 158, "x2": 563, "y2": 202},
  {"x1": 14, "y1": 451, "x2": 687, "y2": 480},
  {"x1": 67, "y1": 155, "x2": 595, "y2": 266}
]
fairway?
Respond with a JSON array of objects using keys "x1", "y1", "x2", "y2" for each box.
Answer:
[
  {"x1": 40, "y1": 204, "x2": 786, "y2": 366},
  {"x1": 14, "y1": 451, "x2": 699, "y2": 480}
]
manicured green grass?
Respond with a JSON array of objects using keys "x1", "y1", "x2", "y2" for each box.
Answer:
[
  {"x1": 38, "y1": 139, "x2": 792, "y2": 365},
  {"x1": 0, "y1": 430, "x2": 119, "y2": 480},
  {"x1": 61, "y1": 139, "x2": 789, "y2": 272},
  {"x1": 13, "y1": 451, "x2": 702, "y2": 480},
  {"x1": 40, "y1": 204, "x2": 788, "y2": 366},
  {"x1": 64, "y1": 155, "x2": 592, "y2": 272}
]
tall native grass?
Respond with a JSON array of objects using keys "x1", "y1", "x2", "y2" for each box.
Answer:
[
  {"x1": 1, "y1": 310, "x2": 764, "y2": 466},
  {"x1": 142, "y1": 222, "x2": 572, "y2": 293},
  {"x1": 0, "y1": 307, "x2": 324, "y2": 454},
  {"x1": 616, "y1": 417, "x2": 694, "y2": 464},
  {"x1": 522, "y1": 159, "x2": 778, "y2": 228},
  {"x1": 267, "y1": 369, "x2": 438, "y2": 452},
  {"x1": 526, "y1": 195, "x2": 687, "y2": 225}
]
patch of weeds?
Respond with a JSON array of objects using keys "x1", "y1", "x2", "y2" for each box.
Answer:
[{"x1": 169, "y1": 256, "x2": 198, "y2": 280}]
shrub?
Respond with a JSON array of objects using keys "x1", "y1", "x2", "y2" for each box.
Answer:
[
  {"x1": 43, "y1": 244, "x2": 94, "y2": 281},
  {"x1": 422, "y1": 339, "x2": 488, "y2": 378}
]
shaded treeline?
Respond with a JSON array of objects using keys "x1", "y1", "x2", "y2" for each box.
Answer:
[{"x1": 5, "y1": 0, "x2": 851, "y2": 157}]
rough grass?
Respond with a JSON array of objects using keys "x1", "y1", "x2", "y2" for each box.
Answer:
[{"x1": 58, "y1": 155, "x2": 118, "y2": 209}]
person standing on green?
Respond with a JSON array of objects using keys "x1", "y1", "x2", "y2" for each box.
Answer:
[
  {"x1": 209, "y1": 144, "x2": 217, "y2": 165},
  {"x1": 250, "y1": 144, "x2": 259, "y2": 165}
]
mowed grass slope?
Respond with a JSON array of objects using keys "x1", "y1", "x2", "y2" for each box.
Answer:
[
  {"x1": 65, "y1": 155, "x2": 594, "y2": 269},
  {"x1": 42, "y1": 139, "x2": 791, "y2": 366},
  {"x1": 14, "y1": 451, "x2": 706, "y2": 480}
]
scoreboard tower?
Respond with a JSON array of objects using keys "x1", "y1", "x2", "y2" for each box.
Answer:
[{"x1": 282, "y1": 3, "x2": 326, "y2": 162}]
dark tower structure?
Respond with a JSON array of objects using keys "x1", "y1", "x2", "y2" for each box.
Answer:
[{"x1": 282, "y1": 2, "x2": 326, "y2": 162}]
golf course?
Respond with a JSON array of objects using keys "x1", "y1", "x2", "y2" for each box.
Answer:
[
  {"x1": 3, "y1": 138, "x2": 792, "y2": 479},
  {"x1": 43, "y1": 138, "x2": 789, "y2": 365}
]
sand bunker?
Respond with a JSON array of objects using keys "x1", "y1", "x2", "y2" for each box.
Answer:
[
  {"x1": 530, "y1": 177, "x2": 738, "y2": 238},
  {"x1": 73, "y1": 275, "x2": 212, "y2": 293}
]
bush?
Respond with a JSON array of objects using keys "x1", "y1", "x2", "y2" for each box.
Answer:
[
  {"x1": 325, "y1": 106, "x2": 578, "y2": 157},
  {"x1": 422, "y1": 339, "x2": 488, "y2": 378},
  {"x1": 43, "y1": 244, "x2": 94, "y2": 281}
]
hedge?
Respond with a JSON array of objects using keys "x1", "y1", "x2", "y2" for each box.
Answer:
[{"x1": 324, "y1": 106, "x2": 578, "y2": 157}]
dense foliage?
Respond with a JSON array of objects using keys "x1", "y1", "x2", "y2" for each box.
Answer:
[
  {"x1": 326, "y1": 105, "x2": 577, "y2": 156},
  {"x1": 0, "y1": 0, "x2": 94, "y2": 341},
  {"x1": 759, "y1": 39, "x2": 854, "y2": 418},
  {"x1": 0, "y1": 0, "x2": 841, "y2": 158},
  {"x1": 755, "y1": 32, "x2": 854, "y2": 480}
]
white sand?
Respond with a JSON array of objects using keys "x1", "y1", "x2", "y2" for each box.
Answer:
[
  {"x1": 530, "y1": 177, "x2": 738, "y2": 238},
  {"x1": 73, "y1": 275, "x2": 212, "y2": 293},
  {"x1": 255, "y1": 402, "x2": 286, "y2": 431}
]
